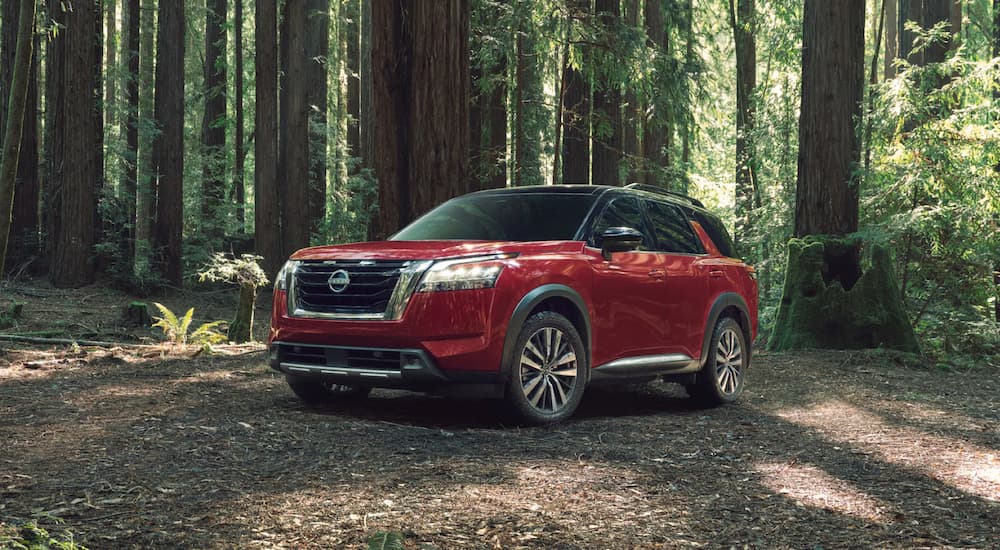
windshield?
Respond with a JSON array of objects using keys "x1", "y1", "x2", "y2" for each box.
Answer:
[{"x1": 392, "y1": 193, "x2": 595, "y2": 241}]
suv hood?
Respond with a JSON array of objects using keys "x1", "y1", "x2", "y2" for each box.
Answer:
[{"x1": 290, "y1": 240, "x2": 587, "y2": 261}]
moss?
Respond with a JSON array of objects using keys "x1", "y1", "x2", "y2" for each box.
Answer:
[{"x1": 769, "y1": 236, "x2": 920, "y2": 353}]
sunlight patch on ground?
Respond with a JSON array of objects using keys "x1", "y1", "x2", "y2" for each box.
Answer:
[
  {"x1": 776, "y1": 400, "x2": 1000, "y2": 502},
  {"x1": 755, "y1": 461, "x2": 891, "y2": 521}
]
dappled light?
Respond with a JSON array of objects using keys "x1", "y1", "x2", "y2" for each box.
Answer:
[
  {"x1": 755, "y1": 461, "x2": 891, "y2": 522},
  {"x1": 775, "y1": 400, "x2": 1000, "y2": 502}
]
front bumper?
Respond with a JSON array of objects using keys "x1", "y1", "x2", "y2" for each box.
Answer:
[{"x1": 269, "y1": 341, "x2": 505, "y2": 397}]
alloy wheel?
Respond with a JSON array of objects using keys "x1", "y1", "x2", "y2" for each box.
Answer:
[{"x1": 519, "y1": 326, "x2": 579, "y2": 413}]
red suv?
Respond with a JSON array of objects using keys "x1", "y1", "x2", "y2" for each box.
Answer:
[{"x1": 269, "y1": 184, "x2": 758, "y2": 424}]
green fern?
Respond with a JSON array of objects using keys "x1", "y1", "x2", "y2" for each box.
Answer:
[
  {"x1": 367, "y1": 531, "x2": 404, "y2": 550},
  {"x1": 151, "y1": 303, "x2": 227, "y2": 345}
]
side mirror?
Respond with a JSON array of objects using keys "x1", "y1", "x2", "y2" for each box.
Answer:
[{"x1": 600, "y1": 227, "x2": 644, "y2": 261}]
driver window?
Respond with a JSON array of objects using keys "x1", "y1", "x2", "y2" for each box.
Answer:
[{"x1": 591, "y1": 197, "x2": 650, "y2": 250}]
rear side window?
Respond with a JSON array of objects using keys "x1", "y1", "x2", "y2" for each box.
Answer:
[
  {"x1": 590, "y1": 197, "x2": 651, "y2": 250},
  {"x1": 643, "y1": 200, "x2": 704, "y2": 254},
  {"x1": 691, "y1": 210, "x2": 737, "y2": 258}
]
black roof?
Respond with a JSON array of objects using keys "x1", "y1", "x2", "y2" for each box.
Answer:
[{"x1": 468, "y1": 184, "x2": 709, "y2": 213}]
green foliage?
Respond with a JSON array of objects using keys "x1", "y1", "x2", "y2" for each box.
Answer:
[
  {"x1": 367, "y1": 531, "x2": 404, "y2": 550},
  {"x1": 0, "y1": 518, "x2": 87, "y2": 550},
  {"x1": 197, "y1": 253, "x2": 268, "y2": 288},
  {"x1": 151, "y1": 303, "x2": 227, "y2": 346}
]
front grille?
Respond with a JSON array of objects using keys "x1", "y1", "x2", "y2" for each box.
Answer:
[
  {"x1": 280, "y1": 343, "x2": 402, "y2": 371},
  {"x1": 293, "y1": 260, "x2": 411, "y2": 315}
]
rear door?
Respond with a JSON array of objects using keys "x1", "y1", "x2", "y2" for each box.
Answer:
[{"x1": 641, "y1": 199, "x2": 711, "y2": 359}]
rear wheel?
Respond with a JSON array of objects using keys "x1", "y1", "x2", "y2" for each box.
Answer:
[
  {"x1": 687, "y1": 316, "x2": 747, "y2": 406},
  {"x1": 285, "y1": 375, "x2": 372, "y2": 405},
  {"x1": 504, "y1": 311, "x2": 587, "y2": 425}
]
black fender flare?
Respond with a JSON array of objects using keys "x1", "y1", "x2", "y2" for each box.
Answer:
[
  {"x1": 699, "y1": 292, "x2": 753, "y2": 368},
  {"x1": 500, "y1": 284, "x2": 592, "y2": 381}
]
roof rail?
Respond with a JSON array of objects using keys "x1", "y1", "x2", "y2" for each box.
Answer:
[{"x1": 623, "y1": 183, "x2": 705, "y2": 208}]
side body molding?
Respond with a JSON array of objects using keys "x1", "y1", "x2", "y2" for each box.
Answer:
[{"x1": 501, "y1": 284, "x2": 592, "y2": 380}]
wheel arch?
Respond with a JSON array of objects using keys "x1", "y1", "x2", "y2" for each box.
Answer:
[
  {"x1": 700, "y1": 292, "x2": 753, "y2": 368},
  {"x1": 501, "y1": 284, "x2": 592, "y2": 381}
]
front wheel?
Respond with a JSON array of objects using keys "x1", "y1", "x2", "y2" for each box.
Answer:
[
  {"x1": 686, "y1": 317, "x2": 747, "y2": 406},
  {"x1": 504, "y1": 311, "x2": 587, "y2": 425},
  {"x1": 285, "y1": 375, "x2": 372, "y2": 405}
]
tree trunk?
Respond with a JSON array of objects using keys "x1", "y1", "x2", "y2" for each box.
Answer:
[
  {"x1": 678, "y1": 0, "x2": 694, "y2": 192},
  {"x1": 306, "y1": 0, "x2": 329, "y2": 239},
  {"x1": 360, "y1": 0, "x2": 378, "y2": 240},
  {"x1": 151, "y1": 0, "x2": 185, "y2": 286},
  {"x1": 591, "y1": 0, "x2": 622, "y2": 187},
  {"x1": 921, "y1": 0, "x2": 951, "y2": 65},
  {"x1": 255, "y1": 0, "x2": 282, "y2": 276},
  {"x1": 643, "y1": 0, "x2": 670, "y2": 187},
  {"x1": 104, "y1": 0, "x2": 118, "y2": 136},
  {"x1": 1, "y1": 0, "x2": 39, "y2": 270},
  {"x1": 346, "y1": 0, "x2": 360, "y2": 171},
  {"x1": 280, "y1": 0, "x2": 311, "y2": 256},
  {"x1": 201, "y1": 0, "x2": 227, "y2": 243},
  {"x1": 227, "y1": 282, "x2": 257, "y2": 343},
  {"x1": 232, "y1": 0, "x2": 245, "y2": 230},
  {"x1": 885, "y1": 0, "x2": 897, "y2": 79},
  {"x1": 50, "y1": 0, "x2": 102, "y2": 288},
  {"x1": 561, "y1": 0, "x2": 589, "y2": 185},
  {"x1": 513, "y1": 6, "x2": 543, "y2": 187},
  {"x1": 136, "y1": 0, "x2": 156, "y2": 254},
  {"x1": 485, "y1": 60, "x2": 507, "y2": 190},
  {"x1": 899, "y1": 0, "x2": 922, "y2": 64},
  {"x1": 0, "y1": 0, "x2": 35, "y2": 275},
  {"x1": 622, "y1": 0, "x2": 641, "y2": 184},
  {"x1": 949, "y1": 0, "x2": 961, "y2": 50},
  {"x1": 372, "y1": 0, "x2": 469, "y2": 238},
  {"x1": 794, "y1": 0, "x2": 864, "y2": 240},
  {"x1": 731, "y1": 0, "x2": 757, "y2": 250},
  {"x1": 120, "y1": 0, "x2": 140, "y2": 270}
]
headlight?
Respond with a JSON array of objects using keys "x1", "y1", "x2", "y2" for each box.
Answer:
[
  {"x1": 417, "y1": 254, "x2": 514, "y2": 293},
  {"x1": 274, "y1": 260, "x2": 296, "y2": 290}
]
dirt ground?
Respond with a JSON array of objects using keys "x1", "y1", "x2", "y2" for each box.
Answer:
[{"x1": 1, "y1": 281, "x2": 999, "y2": 548}]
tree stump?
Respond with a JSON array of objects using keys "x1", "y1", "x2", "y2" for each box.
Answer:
[
  {"x1": 123, "y1": 301, "x2": 152, "y2": 327},
  {"x1": 769, "y1": 236, "x2": 919, "y2": 353},
  {"x1": 228, "y1": 283, "x2": 257, "y2": 344}
]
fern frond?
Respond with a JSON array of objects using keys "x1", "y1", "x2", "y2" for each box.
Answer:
[
  {"x1": 191, "y1": 321, "x2": 228, "y2": 345},
  {"x1": 179, "y1": 308, "x2": 195, "y2": 343},
  {"x1": 152, "y1": 302, "x2": 179, "y2": 328}
]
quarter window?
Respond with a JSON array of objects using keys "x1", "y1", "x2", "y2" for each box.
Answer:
[{"x1": 643, "y1": 200, "x2": 704, "y2": 254}]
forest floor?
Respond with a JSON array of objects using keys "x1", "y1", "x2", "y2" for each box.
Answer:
[{"x1": 1, "y1": 280, "x2": 999, "y2": 549}]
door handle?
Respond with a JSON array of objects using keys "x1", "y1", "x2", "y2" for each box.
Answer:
[
  {"x1": 648, "y1": 269, "x2": 666, "y2": 279},
  {"x1": 709, "y1": 270, "x2": 724, "y2": 278}
]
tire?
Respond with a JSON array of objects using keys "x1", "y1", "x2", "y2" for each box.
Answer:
[
  {"x1": 285, "y1": 374, "x2": 372, "y2": 405},
  {"x1": 504, "y1": 311, "x2": 588, "y2": 425},
  {"x1": 687, "y1": 316, "x2": 747, "y2": 407}
]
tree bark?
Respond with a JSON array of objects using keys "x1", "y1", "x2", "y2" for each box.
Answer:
[
  {"x1": 346, "y1": 0, "x2": 360, "y2": 171},
  {"x1": 921, "y1": 0, "x2": 951, "y2": 65},
  {"x1": 0, "y1": 0, "x2": 35, "y2": 274},
  {"x1": 50, "y1": 0, "x2": 102, "y2": 287},
  {"x1": 679, "y1": 0, "x2": 694, "y2": 192},
  {"x1": 151, "y1": 0, "x2": 185, "y2": 285},
  {"x1": 136, "y1": 0, "x2": 156, "y2": 252},
  {"x1": 372, "y1": 0, "x2": 469, "y2": 238},
  {"x1": 306, "y1": 0, "x2": 329, "y2": 238},
  {"x1": 899, "y1": 0, "x2": 922, "y2": 64},
  {"x1": 643, "y1": 0, "x2": 670, "y2": 187},
  {"x1": 281, "y1": 0, "x2": 311, "y2": 255},
  {"x1": 1, "y1": 0, "x2": 39, "y2": 269},
  {"x1": 731, "y1": 0, "x2": 757, "y2": 249},
  {"x1": 120, "y1": 0, "x2": 140, "y2": 269},
  {"x1": 255, "y1": 0, "x2": 282, "y2": 276},
  {"x1": 623, "y1": 0, "x2": 642, "y2": 184},
  {"x1": 201, "y1": 0, "x2": 227, "y2": 243},
  {"x1": 794, "y1": 0, "x2": 864, "y2": 239},
  {"x1": 233, "y1": 0, "x2": 245, "y2": 230},
  {"x1": 885, "y1": 0, "x2": 897, "y2": 79},
  {"x1": 591, "y1": 0, "x2": 622, "y2": 187},
  {"x1": 514, "y1": 4, "x2": 543, "y2": 187},
  {"x1": 560, "y1": 0, "x2": 589, "y2": 185}
]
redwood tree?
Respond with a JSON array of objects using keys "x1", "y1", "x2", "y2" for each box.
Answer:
[
  {"x1": 372, "y1": 0, "x2": 469, "y2": 238},
  {"x1": 643, "y1": 0, "x2": 670, "y2": 187},
  {"x1": 730, "y1": 0, "x2": 757, "y2": 248},
  {"x1": 201, "y1": 0, "x2": 228, "y2": 242},
  {"x1": 560, "y1": 0, "x2": 589, "y2": 184},
  {"x1": 591, "y1": 0, "x2": 622, "y2": 187},
  {"x1": 255, "y1": 0, "x2": 282, "y2": 276},
  {"x1": 280, "y1": 0, "x2": 311, "y2": 255},
  {"x1": 151, "y1": 0, "x2": 185, "y2": 285},
  {"x1": 49, "y1": 0, "x2": 102, "y2": 288}
]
